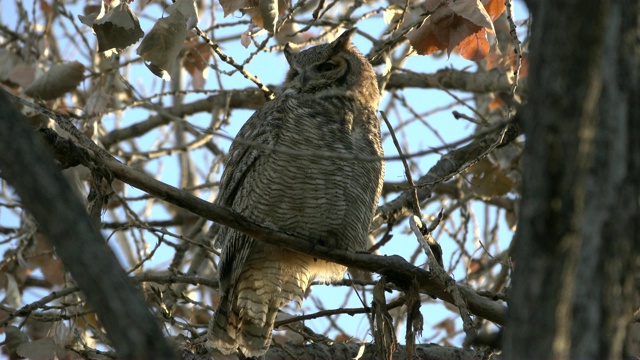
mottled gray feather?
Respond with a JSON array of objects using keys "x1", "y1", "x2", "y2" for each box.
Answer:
[{"x1": 208, "y1": 29, "x2": 384, "y2": 358}]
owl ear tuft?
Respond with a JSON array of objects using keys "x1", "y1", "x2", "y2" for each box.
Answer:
[
  {"x1": 332, "y1": 28, "x2": 357, "y2": 51},
  {"x1": 284, "y1": 43, "x2": 297, "y2": 66}
]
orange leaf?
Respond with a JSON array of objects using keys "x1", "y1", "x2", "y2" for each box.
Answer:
[
  {"x1": 488, "y1": 94, "x2": 506, "y2": 111},
  {"x1": 509, "y1": 51, "x2": 529, "y2": 78},
  {"x1": 406, "y1": 21, "x2": 448, "y2": 55},
  {"x1": 455, "y1": 26, "x2": 489, "y2": 61},
  {"x1": 482, "y1": 0, "x2": 506, "y2": 21},
  {"x1": 407, "y1": 0, "x2": 492, "y2": 60}
]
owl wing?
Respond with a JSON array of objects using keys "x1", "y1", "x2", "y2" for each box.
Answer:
[{"x1": 215, "y1": 99, "x2": 281, "y2": 296}]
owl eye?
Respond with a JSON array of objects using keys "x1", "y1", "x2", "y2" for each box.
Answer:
[{"x1": 316, "y1": 61, "x2": 338, "y2": 72}]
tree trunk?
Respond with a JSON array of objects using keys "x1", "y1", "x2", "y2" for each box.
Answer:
[{"x1": 504, "y1": 0, "x2": 640, "y2": 358}]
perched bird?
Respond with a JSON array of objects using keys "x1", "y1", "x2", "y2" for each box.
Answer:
[{"x1": 208, "y1": 28, "x2": 384, "y2": 357}]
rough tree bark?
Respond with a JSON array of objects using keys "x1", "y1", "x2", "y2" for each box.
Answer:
[{"x1": 504, "y1": 0, "x2": 640, "y2": 358}]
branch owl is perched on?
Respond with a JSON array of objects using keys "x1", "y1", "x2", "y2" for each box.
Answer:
[{"x1": 208, "y1": 28, "x2": 384, "y2": 357}]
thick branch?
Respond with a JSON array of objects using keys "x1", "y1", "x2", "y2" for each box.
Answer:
[
  {"x1": 0, "y1": 91, "x2": 175, "y2": 359},
  {"x1": 42, "y1": 129, "x2": 508, "y2": 325},
  {"x1": 386, "y1": 69, "x2": 527, "y2": 95}
]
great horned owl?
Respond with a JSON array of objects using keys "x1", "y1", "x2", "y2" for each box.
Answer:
[{"x1": 208, "y1": 28, "x2": 384, "y2": 357}]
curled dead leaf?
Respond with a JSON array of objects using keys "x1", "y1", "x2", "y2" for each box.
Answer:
[
  {"x1": 219, "y1": 0, "x2": 289, "y2": 33},
  {"x1": 167, "y1": 0, "x2": 199, "y2": 30},
  {"x1": 4, "y1": 326, "x2": 30, "y2": 358},
  {"x1": 0, "y1": 49, "x2": 20, "y2": 83},
  {"x1": 467, "y1": 157, "x2": 515, "y2": 198},
  {"x1": 137, "y1": 12, "x2": 188, "y2": 80},
  {"x1": 258, "y1": 0, "x2": 278, "y2": 33},
  {"x1": 449, "y1": 0, "x2": 495, "y2": 34},
  {"x1": 406, "y1": 0, "x2": 505, "y2": 61},
  {"x1": 9, "y1": 63, "x2": 37, "y2": 89},
  {"x1": 17, "y1": 337, "x2": 57, "y2": 360},
  {"x1": 24, "y1": 62, "x2": 85, "y2": 100},
  {"x1": 182, "y1": 41, "x2": 211, "y2": 89},
  {"x1": 93, "y1": 2, "x2": 144, "y2": 53}
]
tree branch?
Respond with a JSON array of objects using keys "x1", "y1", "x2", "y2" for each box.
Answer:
[
  {"x1": 38, "y1": 126, "x2": 508, "y2": 326},
  {"x1": 0, "y1": 91, "x2": 175, "y2": 359},
  {"x1": 183, "y1": 342, "x2": 483, "y2": 360},
  {"x1": 99, "y1": 69, "x2": 524, "y2": 148}
]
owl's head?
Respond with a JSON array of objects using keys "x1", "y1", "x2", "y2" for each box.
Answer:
[{"x1": 283, "y1": 29, "x2": 379, "y2": 108}]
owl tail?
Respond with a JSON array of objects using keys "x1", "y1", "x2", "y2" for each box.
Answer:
[
  {"x1": 234, "y1": 259, "x2": 312, "y2": 357},
  {"x1": 209, "y1": 294, "x2": 278, "y2": 357},
  {"x1": 208, "y1": 294, "x2": 239, "y2": 355},
  {"x1": 236, "y1": 303, "x2": 279, "y2": 357}
]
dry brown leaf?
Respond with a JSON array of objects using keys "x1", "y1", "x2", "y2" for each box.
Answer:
[
  {"x1": 93, "y1": 2, "x2": 144, "y2": 53},
  {"x1": 167, "y1": 0, "x2": 199, "y2": 29},
  {"x1": 220, "y1": 0, "x2": 288, "y2": 33},
  {"x1": 434, "y1": 318, "x2": 456, "y2": 336},
  {"x1": 9, "y1": 63, "x2": 36, "y2": 89},
  {"x1": 505, "y1": 210, "x2": 518, "y2": 231},
  {"x1": 82, "y1": 3, "x2": 102, "y2": 17},
  {"x1": 39, "y1": 0, "x2": 53, "y2": 15},
  {"x1": 74, "y1": 310, "x2": 100, "y2": 331},
  {"x1": 449, "y1": 0, "x2": 494, "y2": 34},
  {"x1": 259, "y1": 0, "x2": 278, "y2": 32},
  {"x1": 17, "y1": 337, "x2": 57, "y2": 360},
  {"x1": 404, "y1": 280, "x2": 423, "y2": 359},
  {"x1": 78, "y1": 1, "x2": 105, "y2": 29},
  {"x1": 405, "y1": 15, "x2": 448, "y2": 56},
  {"x1": 407, "y1": 0, "x2": 503, "y2": 61},
  {"x1": 0, "y1": 49, "x2": 20, "y2": 83},
  {"x1": 39, "y1": 258, "x2": 65, "y2": 286},
  {"x1": 467, "y1": 258, "x2": 482, "y2": 274},
  {"x1": 455, "y1": 26, "x2": 489, "y2": 61},
  {"x1": 4, "y1": 326, "x2": 30, "y2": 358},
  {"x1": 467, "y1": 157, "x2": 515, "y2": 198},
  {"x1": 219, "y1": 0, "x2": 254, "y2": 17},
  {"x1": 24, "y1": 62, "x2": 84, "y2": 100},
  {"x1": 488, "y1": 94, "x2": 506, "y2": 111},
  {"x1": 85, "y1": 89, "x2": 111, "y2": 114},
  {"x1": 372, "y1": 278, "x2": 397, "y2": 360},
  {"x1": 482, "y1": 0, "x2": 507, "y2": 21},
  {"x1": 137, "y1": 12, "x2": 188, "y2": 80},
  {"x1": 509, "y1": 50, "x2": 529, "y2": 78},
  {"x1": 183, "y1": 41, "x2": 211, "y2": 89},
  {"x1": 25, "y1": 112, "x2": 51, "y2": 129}
]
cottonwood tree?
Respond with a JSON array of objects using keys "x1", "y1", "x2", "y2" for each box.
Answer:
[{"x1": 0, "y1": 0, "x2": 637, "y2": 359}]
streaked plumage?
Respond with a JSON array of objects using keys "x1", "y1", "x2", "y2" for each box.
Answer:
[{"x1": 208, "y1": 28, "x2": 384, "y2": 357}]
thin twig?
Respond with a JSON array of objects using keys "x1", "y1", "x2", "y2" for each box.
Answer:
[
  {"x1": 381, "y1": 111, "x2": 421, "y2": 217},
  {"x1": 409, "y1": 216, "x2": 476, "y2": 338},
  {"x1": 194, "y1": 26, "x2": 275, "y2": 100},
  {"x1": 505, "y1": 0, "x2": 523, "y2": 118}
]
